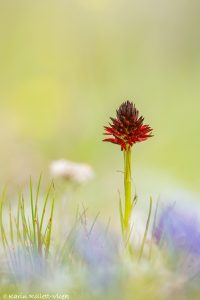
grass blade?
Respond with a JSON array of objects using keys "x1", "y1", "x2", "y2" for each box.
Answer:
[
  {"x1": 139, "y1": 196, "x2": 153, "y2": 261},
  {"x1": 45, "y1": 197, "x2": 55, "y2": 259},
  {"x1": 30, "y1": 177, "x2": 36, "y2": 244},
  {"x1": 40, "y1": 181, "x2": 53, "y2": 233}
]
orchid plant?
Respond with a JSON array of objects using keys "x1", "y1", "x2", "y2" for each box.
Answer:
[{"x1": 103, "y1": 101, "x2": 153, "y2": 248}]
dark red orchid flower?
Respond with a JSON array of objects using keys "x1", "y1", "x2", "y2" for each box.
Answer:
[{"x1": 103, "y1": 101, "x2": 153, "y2": 150}]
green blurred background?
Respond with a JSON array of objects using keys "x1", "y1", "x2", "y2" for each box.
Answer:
[{"x1": 0, "y1": 0, "x2": 200, "y2": 218}]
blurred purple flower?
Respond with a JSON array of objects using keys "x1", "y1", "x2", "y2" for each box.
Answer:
[
  {"x1": 9, "y1": 248, "x2": 48, "y2": 282},
  {"x1": 74, "y1": 223, "x2": 120, "y2": 293},
  {"x1": 154, "y1": 203, "x2": 200, "y2": 283},
  {"x1": 154, "y1": 205, "x2": 200, "y2": 255}
]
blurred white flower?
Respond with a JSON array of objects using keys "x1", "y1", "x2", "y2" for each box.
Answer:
[{"x1": 50, "y1": 159, "x2": 94, "y2": 184}]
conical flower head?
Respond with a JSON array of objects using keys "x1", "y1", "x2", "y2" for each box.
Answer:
[{"x1": 103, "y1": 101, "x2": 153, "y2": 150}]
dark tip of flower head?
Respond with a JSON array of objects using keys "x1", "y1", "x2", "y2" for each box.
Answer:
[{"x1": 103, "y1": 100, "x2": 153, "y2": 150}]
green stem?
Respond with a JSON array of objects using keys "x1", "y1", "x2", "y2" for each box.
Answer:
[{"x1": 123, "y1": 146, "x2": 132, "y2": 241}]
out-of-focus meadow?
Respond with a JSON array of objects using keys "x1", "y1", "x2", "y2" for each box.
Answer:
[
  {"x1": 0, "y1": 0, "x2": 200, "y2": 215},
  {"x1": 1, "y1": 2, "x2": 200, "y2": 299}
]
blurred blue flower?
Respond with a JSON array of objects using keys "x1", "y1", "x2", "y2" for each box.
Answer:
[
  {"x1": 154, "y1": 203, "x2": 200, "y2": 282},
  {"x1": 9, "y1": 248, "x2": 48, "y2": 282},
  {"x1": 154, "y1": 204, "x2": 200, "y2": 255},
  {"x1": 74, "y1": 223, "x2": 120, "y2": 294}
]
